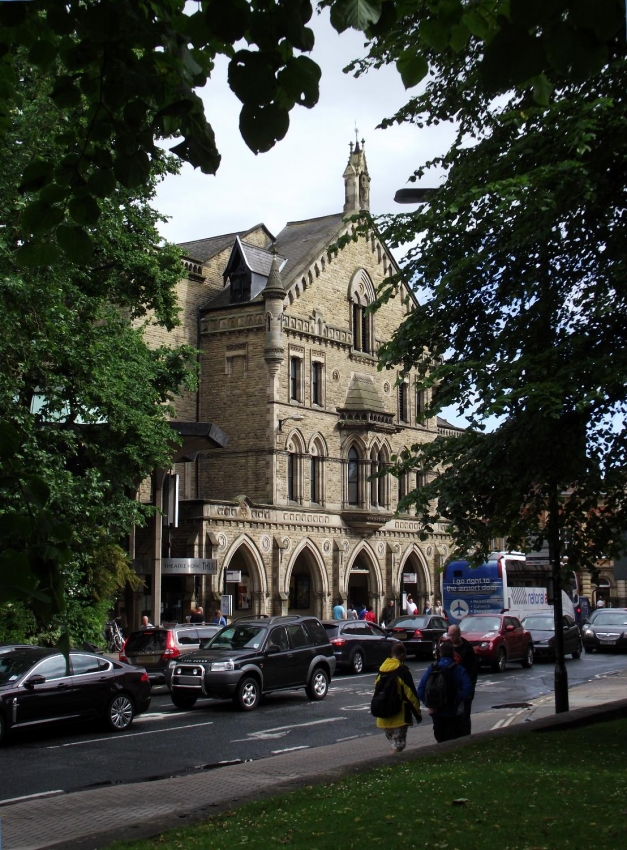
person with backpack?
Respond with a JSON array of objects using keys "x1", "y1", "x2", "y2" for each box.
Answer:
[
  {"x1": 417, "y1": 640, "x2": 473, "y2": 743},
  {"x1": 371, "y1": 643, "x2": 422, "y2": 752},
  {"x1": 445, "y1": 623, "x2": 479, "y2": 736}
]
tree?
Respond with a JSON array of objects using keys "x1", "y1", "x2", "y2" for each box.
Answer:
[
  {"x1": 0, "y1": 60, "x2": 197, "y2": 644},
  {"x1": 334, "y1": 3, "x2": 627, "y2": 711}
]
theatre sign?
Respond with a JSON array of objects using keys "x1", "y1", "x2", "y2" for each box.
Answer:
[{"x1": 133, "y1": 558, "x2": 217, "y2": 576}]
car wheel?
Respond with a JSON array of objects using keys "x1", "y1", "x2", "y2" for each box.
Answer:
[
  {"x1": 351, "y1": 650, "x2": 364, "y2": 674},
  {"x1": 106, "y1": 693, "x2": 135, "y2": 732},
  {"x1": 171, "y1": 693, "x2": 197, "y2": 710},
  {"x1": 306, "y1": 667, "x2": 329, "y2": 701},
  {"x1": 493, "y1": 648, "x2": 507, "y2": 673},
  {"x1": 521, "y1": 644, "x2": 534, "y2": 668},
  {"x1": 572, "y1": 641, "x2": 582, "y2": 660},
  {"x1": 584, "y1": 645, "x2": 594, "y2": 654},
  {"x1": 233, "y1": 677, "x2": 260, "y2": 711}
]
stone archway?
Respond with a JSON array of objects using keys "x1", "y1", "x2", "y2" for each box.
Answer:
[
  {"x1": 221, "y1": 535, "x2": 267, "y2": 617},
  {"x1": 285, "y1": 539, "x2": 329, "y2": 620},
  {"x1": 346, "y1": 542, "x2": 383, "y2": 619},
  {"x1": 398, "y1": 546, "x2": 432, "y2": 615}
]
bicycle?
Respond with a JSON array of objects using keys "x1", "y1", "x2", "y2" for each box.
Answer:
[{"x1": 103, "y1": 619, "x2": 125, "y2": 652}]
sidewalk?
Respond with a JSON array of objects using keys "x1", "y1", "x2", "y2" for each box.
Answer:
[{"x1": 2, "y1": 668, "x2": 626, "y2": 850}]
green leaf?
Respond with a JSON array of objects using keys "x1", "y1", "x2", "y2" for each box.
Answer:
[
  {"x1": 14, "y1": 239, "x2": 62, "y2": 267},
  {"x1": 68, "y1": 195, "x2": 101, "y2": 225},
  {"x1": 396, "y1": 50, "x2": 429, "y2": 89},
  {"x1": 87, "y1": 168, "x2": 117, "y2": 198},
  {"x1": 462, "y1": 10, "x2": 491, "y2": 39},
  {"x1": 419, "y1": 18, "x2": 451, "y2": 52},
  {"x1": 239, "y1": 102, "x2": 290, "y2": 154},
  {"x1": 113, "y1": 151, "x2": 151, "y2": 188},
  {"x1": 450, "y1": 23, "x2": 470, "y2": 53},
  {"x1": 19, "y1": 159, "x2": 54, "y2": 193},
  {"x1": 330, "y1": 0, "x2": 383, "y2": 33},
  {"x1": 481, "y1": 22, "x2": 546, "y2": 90},
  {"x1": 277, "y1": 56, "x2": 321, "y2": 109},
  {"x1": 205, "y1": 0, "x2": 251, "y2": 43},
  {"x1": 56, "y1": 224, "x2": 94, "y2": 264},
  {"x1": 228, "y1": 51, "x2": 278, "y2": 106},
  {"x1": 28, "y1": 39, "x2": 58, "y2": 70},
  {"x1": 50, "y1": 76, "x2": 82, "y2": 108},
  {"x1": 21, "y1": 199, "x2": 65, "y2": 234}
]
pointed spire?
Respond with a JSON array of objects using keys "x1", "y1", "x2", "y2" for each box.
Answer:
[
  {"x1": 263, "y1": 246, "x2": 286, "y2": 300},
  {"x1": 343, "y1": 134, "x2": 371, "y2": 214}
]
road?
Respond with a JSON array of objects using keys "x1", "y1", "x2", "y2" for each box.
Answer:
[{"x1": 2, "y1": 651, "x2": 626, "y2": 804}]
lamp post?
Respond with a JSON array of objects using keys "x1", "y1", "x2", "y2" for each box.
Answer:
[{"x1": 277, "y1": 413, "x2": 305, "y2": 431}]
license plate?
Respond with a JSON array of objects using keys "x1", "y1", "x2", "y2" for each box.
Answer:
[
  {"x1": 599, "y1": 638, "x2": 617, "y2": 644},
  {"x1": 133, "y1": 655, "x2": 157, "y2": 664}
]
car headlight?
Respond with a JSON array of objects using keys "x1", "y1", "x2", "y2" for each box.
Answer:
[
  {"x1": 582, "y1": 625, "x2": 592, "y2": 633},
  {"x1": 479, "y1": 641, "x2": 492, "y2": 649},
  {"x1": 210, "y1": 660, "x2": 235, "y2": 672},
  {"x1": 174, "y1": 667, "x2": 182, "y2": 675},
  {"x1": 536, "y1": 640, "x2": 549, "y2": 646}
]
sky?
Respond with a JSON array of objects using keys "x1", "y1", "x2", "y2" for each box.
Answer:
[{"x1": 154, "y1": 9, "x2": 455, "y2": 244}]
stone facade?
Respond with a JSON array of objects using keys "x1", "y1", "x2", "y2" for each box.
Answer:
[{"x1": 133, "y1": 142, "x2": 459, "y2": 627}]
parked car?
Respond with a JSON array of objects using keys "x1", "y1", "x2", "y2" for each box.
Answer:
[
  {"x1": 385, "y1": 614, "x2": 449, "y2": 659},
  {"x1": 169, "y1": 615, "x2": 336, "y2": 711},
  {"x1": 120, "y1": 624, "x2": 221, "y2": 685},
  {"x1": 581, "y1": 609, "x2": 627, "y2": 653},
  {"x1": 458, "y1": 613, "x2": 534, "y2": 672},
  {"x1": 321, "y1": 620, "x2": 400, "y2": 673},
  {"x1": 521, "y1": 614, "x2": 582, "y2": 660},
  {"x1": 0, "y1": 647, "x2": 151, "y2": 744}
]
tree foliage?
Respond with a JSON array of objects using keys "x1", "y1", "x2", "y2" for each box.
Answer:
[
  {"x1": 344, "y1": 5, "x2": 627, "y2": 574},
  {"x1": 0, "y1": 60, "x2": 196, "y2": 643}
]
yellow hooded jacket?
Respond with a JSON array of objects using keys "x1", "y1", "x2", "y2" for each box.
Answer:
[{"x1": 374, "y1": 657, "x2": 422, "y2": 728}]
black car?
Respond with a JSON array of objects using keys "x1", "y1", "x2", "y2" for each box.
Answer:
[
  {"x1": 582, "y1": 609, "x2": 627, "y2": 653},
  {"x1": 0, "y1": 647, "x2": 151, "y2": 744},
  {"x1": 120, "y1": 624, "x2": 221, "y2": 685},
  {"x1": 386, "y1": 615, "x2": 449, "y2": 659},
  {"x1": 521, "y1": 613, "x2": 582, "y2": 660},
  {"x1": 169, "y1": 615, "x2": 336, "y2": 711},
  {"x1": 322, "y1": 620, "x2": 400, "y2": 673}
]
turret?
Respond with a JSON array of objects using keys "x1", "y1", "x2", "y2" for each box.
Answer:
[
  {"x1": 263, "y1": 248, "x2": 286, "y2": 376},
  {"x1": 343, "y1": 137, "x2": 371, "y2": 214}
]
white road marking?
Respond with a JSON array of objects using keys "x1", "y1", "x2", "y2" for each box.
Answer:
[
  {"x1": 0, "y1": 790, "x2": 64, "y2": 807},
  {"x1": 270, "y1": 745, "x2": 310, "y2": 754},
  {"x1": 336, "y1": 735, "x2": 361, "y2": 742},
  {"x1": 230, "y1": 716, "x2": 346, "y2": 743},
  {"x1": 46, "y1": 720, "x2": 214, "y2": 749},
  {"x1": 340, "y1": 704, "x2": 372, "y2": 712}
]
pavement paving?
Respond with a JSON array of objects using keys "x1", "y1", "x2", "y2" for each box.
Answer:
[{"x1": 1, "y1": 667, "x2": 626, "y2": 850}]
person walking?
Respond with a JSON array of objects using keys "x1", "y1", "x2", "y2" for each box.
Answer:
[
  {"x1": 332, "y1": 599, "x2": 346, "y2": 620},
  {"x1": 445, "y1": 623, "x2": 478, "y2": 736},
  {"x1": 418, "y1": 641, "x2": 472, "y2": 743},
  {"x1": 190, "y1": 606, "x2": 205, "y2": 624},
  {"x1": 364, "y1": 605, "x2": 376, "y2": 623},
  {"x1": 433, "y1": 600, "x2": 444, "y2": 616},
  {"x1": 373, "y1": 643, "x2": 422, "y2": 752},
  {"x1": 357, "y1": 604, "x2": 367, "y2": 620},
  {"x1": 210, "y1": 609, "x2": 227, "y2": 626},
  {"x1": 381, "y1": 599, "x2": 396, "y2": 627},
  {"x1": 406, "y1": 595, "x2": 417, "y2": 615}
]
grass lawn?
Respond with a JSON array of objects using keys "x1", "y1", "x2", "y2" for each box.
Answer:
[{"x1": 110, "y1": 718, "x2": 627, "y2": 850}]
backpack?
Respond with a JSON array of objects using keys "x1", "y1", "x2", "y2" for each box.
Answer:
[
  {"x1": 423, "y1": 662, "x2": 457, "y2": 710},
  {"x1": 371, "y1": 671, "x2": 403, "y2": 718}
]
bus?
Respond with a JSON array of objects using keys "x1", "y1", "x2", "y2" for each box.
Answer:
[{"x1": 441, "y1": 552, "x2": 575, "y2": 624}]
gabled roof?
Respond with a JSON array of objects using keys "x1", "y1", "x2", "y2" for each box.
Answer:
[
  {"x1": 177, "y1": 223, "x2": 275, "y2": 264},
  {"x1": 341, "y1": 373, "x2": 389, "y2": 415},
  {"x1": 273, "y1": 213, "x2": 345, "y2": 286}
]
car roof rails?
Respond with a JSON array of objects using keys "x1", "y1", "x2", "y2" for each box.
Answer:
[{"x1": 229, "y1": 614, "x2": 303, "y2": 625}]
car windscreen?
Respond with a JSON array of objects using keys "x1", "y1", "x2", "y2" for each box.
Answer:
[
  {"x1": 460, "y1": 617, "x2": 502, "y2": 632},
  {"x1": 522, "y1": 617, "x2": 554, "y2": 630},
  {"x1": 322, "y1": 623, "x2": 339, "y2": 636},
  {"x1": 592, "y1": 613, "x2": 627, "y2": 626},
  {"x1": 392, "y1": 617, "x2": 428, "y2": 628},
  {"x1": 0, "y1": 654, "x2": 38, "y2": 685},
  {"x1": 205, "y1": 625, "x2": 267, "y2": 650},
  {"x1": 125, "y1": 631, "x2": 167, "y2": 652}
]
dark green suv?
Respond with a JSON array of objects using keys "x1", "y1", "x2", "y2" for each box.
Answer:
[{"x1": 169, "y1": 615, "x2": 336, "y2": 711}]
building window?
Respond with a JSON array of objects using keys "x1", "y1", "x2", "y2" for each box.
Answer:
[
  {"x1": 312, "y1": 361, "x2": 323, "y2": 406},
  {"x1": 378, "y1": 451, "x2": 387, "y2": 508},
  {"x1": 310, "y1": 456, "x2": 320, "y2": 503},
  {"x1": 287, "y1": 454, "x2": 296, "y2": 502},
  {"x1": 361, "y1": 308, "x2": 370, "y2": 353},
  {"x1": 347, "y1": 447, "x2": 359, "y2": 505},
  {"x1": 352, "y1": 303, "x2": 371, "y2": 354},
  {"x1": 399, "y1": 382, "x2": 408, "y2": 422},
  {"x1": 290, "y1": 357, "x2": 302, "y2": 402},
  {"x1": 398, "y1": 473, "x2": 408, "y2": 512}
]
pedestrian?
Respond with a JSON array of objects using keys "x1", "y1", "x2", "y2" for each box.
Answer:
[
  {"x1": 211, "y1": 609, "x2": 227, "y2": 626},
  {"x1": 424, "y1": 601, "x2": 433, "y2": 614},
  {"x1": 358, "y1": 604, "x2": 367, "y2": 620},
  {"x1": 406, "y1": 595, "x2": 417, "y2": 615},
  {"x1": 445, "y1": 623, "x2": 478, "y2": 736},
  {"x1": 190, "y1": 606, "x2": 205, "y2": 624},
  {"x1": 373, "y1": 643, "x2": 422, "y2": 752},
  {"x1": 596, "y1": 598, "x2": 605, "y2": 608},
  {"x1": 332, "y1": 598, "x2": 346, "y2": 620},
  {"x1": 418, "y1": 641, "x2": 472, "y2": 743},
  {"x1": 140, "y1": 615, "x2": 154, "y2": 629},
  {"x1": 433, "y1": 600, "x2": 444, "y2": 616},
  {"x1": 381, "y1": 599, "x2": 396, "y2": 627},
  {"x1": 347, "y1": 604, "x2": 358, "y2": 620},
  {"x1": 364, "y1": 605, "x2": 376, "y2": 623}
]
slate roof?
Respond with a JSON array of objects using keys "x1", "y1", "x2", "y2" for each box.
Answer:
[
  {"x1": 274, "y1": 213, "x2": 345, "y2": 285},
  {"x1": 177, "y1": 223, "x2": 274, "y2": 264}
]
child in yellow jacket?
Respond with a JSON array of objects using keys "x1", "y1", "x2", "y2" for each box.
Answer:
[{"x1": 374, "y1": 642, "x2": 422, "y2": 752}]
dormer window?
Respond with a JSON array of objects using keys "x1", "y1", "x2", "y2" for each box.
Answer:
[{"x1": 228, "y1": 259, "x2": 251, "y2": 303}]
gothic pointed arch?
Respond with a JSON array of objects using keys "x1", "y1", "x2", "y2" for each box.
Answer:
[
  {"x1": 308, "y1": 433, "x2": 328, "y2": 506},
  {"x1": 221, "y1": 533, "x2": 268, "y2": 616},
  {"x1": 397, "y1": 544, "x2": 432, "y2": 614},
  {"x1": 284, "y1": 428, "x2": 306, "y2": 505},
  {"x1": 284, "y1": 538, "x2": 329, "y2": 619},
  {"x1": 345, "y1": 540, "x2": 383, "y2": 616},
  {"x1": 348, "y1": 269, "x2": 375, "y2": 354}
]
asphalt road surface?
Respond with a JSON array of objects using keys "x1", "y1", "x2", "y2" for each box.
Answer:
[{"x1": 2, "y1": 651, "x2": 626, "y2": 804}]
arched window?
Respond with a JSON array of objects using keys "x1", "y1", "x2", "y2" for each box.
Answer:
[
  {"x1": 349, "y1": 270, "x2": 375, "y2": 355},
  {"x1": 347, "y1": 447, "x2": 359, "y2": 505},
  {"x1": 287, "y1": 453, "x2": 297, "y2": 502},
  {"x1": 286, "y1": 433, "x2": 305, "y2": 504},
  {"x1": 378, "y1": 450, "x2": 387, "y2": 508},
  {"x1": 310, "y1": 456, "x2": 320, "y2": 503}
]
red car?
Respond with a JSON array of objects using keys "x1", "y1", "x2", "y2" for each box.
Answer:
[{"x1": 458, "y1": 614, "x2": 534, "y2": 673}]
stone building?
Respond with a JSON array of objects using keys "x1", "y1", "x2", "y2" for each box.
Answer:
[{"x1": 132, "y1": 141, "x2": 459, "y2": 627}]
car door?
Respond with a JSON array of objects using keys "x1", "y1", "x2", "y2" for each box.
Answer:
[
  {"x1": 366, "y1": 623, "x2": 396, "y2": 665},
  {"x1": 286, "y1": 623, "x2": 316, "y2": 682},
  {"x1": 70, "y1": 654, "x2": 115, "y2": 716},
  {"x1": 563, "y1": 615, "x2": 578, "y2": 654},
  {"x1": 505, "y1": 617, "x2": 524, "y2": 659},
  {"x1": 15, "y1": 654, "x2": 76, "y2": 726},
  {"x1": 262, "y1": 626, "x2": 292, "y2": 689}
]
